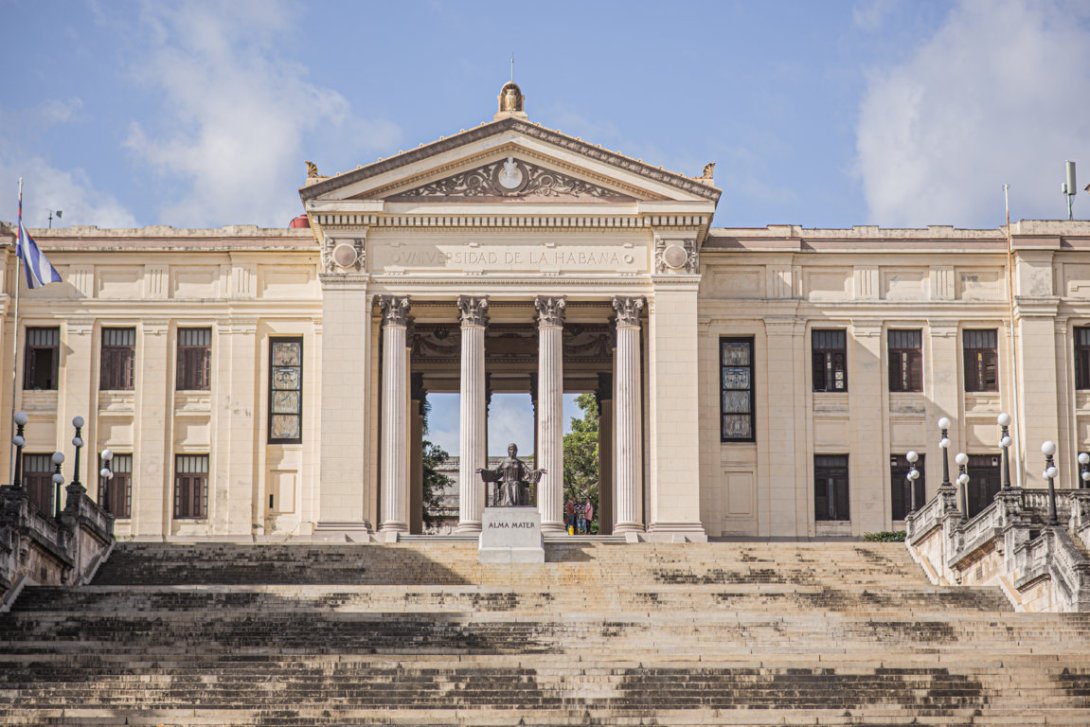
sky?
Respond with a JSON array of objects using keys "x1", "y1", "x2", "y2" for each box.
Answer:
[{"x1": 2, "y1": 0, "x2": 1089, "y2": 454}]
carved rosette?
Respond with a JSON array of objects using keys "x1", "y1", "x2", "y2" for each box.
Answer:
[
  {"x1": 654, "y1": 238, "x2": 699, "y2": 274},
  {"x1": 534, "y1": 296, "x2": 566, "y2": 327},
  {"x1": 457, "y1": 296, "x2": 489, "y2": 327},
  {"x1": 379, "y1": 295, "x2": 411, "y2": 327},
  {"x1": 612, "y1": 296, "x2": 644, "y2": 327},
  {"x1": 322, "y1": 236, "x2": 366, "y2": 274}
]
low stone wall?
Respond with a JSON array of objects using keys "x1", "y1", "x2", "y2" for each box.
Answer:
[
  {"x1": 906, "y1": 486, "x2": 1090, "y2": 612},
  {"x1": 0, "y1": 482, "x2": 114, "y2": 610}
]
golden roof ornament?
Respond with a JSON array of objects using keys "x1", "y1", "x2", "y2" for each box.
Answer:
[{"x1": 494, "y1": 81, "x2": 528, "y2": 120}]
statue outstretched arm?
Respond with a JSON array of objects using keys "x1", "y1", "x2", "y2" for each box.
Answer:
[{"x1": 527, "y1": 468, "x2": 546, "y2": 484}]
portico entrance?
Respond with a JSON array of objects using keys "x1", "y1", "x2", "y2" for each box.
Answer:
[{"x1": 377, "y1": 296, "x2": 645, "y2": 536}]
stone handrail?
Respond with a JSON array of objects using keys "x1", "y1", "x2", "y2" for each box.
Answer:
[
  {"x1": 906, "y1": 485, "x2": 1090, "y2": 612},
  {"x1": 0, "y1": 482, "x2": 114, "y2": 611}
]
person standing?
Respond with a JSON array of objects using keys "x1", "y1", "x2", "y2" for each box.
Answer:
[
  {"x1": 565, "y1": 499, "x2": 576, "y2": 534},
  {"x1": 583, "y1": 500, "x2": 594, "y2": 534}
]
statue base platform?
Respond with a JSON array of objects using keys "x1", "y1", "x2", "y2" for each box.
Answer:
[{"x1": 479, "y1": 507, "x2": 545, "y2": 564}]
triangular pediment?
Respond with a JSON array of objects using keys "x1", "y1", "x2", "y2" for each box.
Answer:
[{"x1": 300, "y1": 117, "x2": 721, "y2": 207}]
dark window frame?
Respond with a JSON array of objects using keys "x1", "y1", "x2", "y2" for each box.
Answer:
[
  {"x1": 268, "y1": 337, "x2": 304, "y2": 444},
  {"x1": 1075, "y1": 327, "x2": 1090, "y2": 391},
  {"x1": 963, "y1": 329, "x2": 998, "y2": 393},
  {"x1": 173, "y1": 454, "x2": 209, "y2": 520},
  {"x1": 100, "y1": 327, "x2": 136, "y2": 391},
  {"x1": 176, "y1": 328, "x2": 212, "y2": 392},
  {"x1": 888, "y1": 329, "x2": 923, "y2": 393},
  {"x1": 23, "y1": 453, "x2": 55, "y2": 516},
  {"x1": 812, "y1": 329, "x2": 848, "y2": 393},
  {"x1": 966, "y1": 454, "x2": 1001, "y2": 519},
  {"x1": 889, "y1": 454, "x2": 926, "y2": 521},
  {"x1": 719, "y1": 336, "x2": 755, "y2": 443},
  {"x1": 99, "y1": 453, "x2": 132, "y2": 520},
  {"x1": 23, "y1": 327, "x2": 60, "y2": 391},
  {"x1": 814, "y1": 454, "x2": 850, "y2": 521}
]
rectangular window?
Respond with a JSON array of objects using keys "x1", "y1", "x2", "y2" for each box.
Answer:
[
  {"x1": 890, "y1": 454, "x2": 926, "y2": 521},
  {"x1": 812, "y1": 330, "x2": 848, "y2": 392},
  {"x1": 100, "y1": 453, "x2": 132, "y2": 519},
  {"x1": 100, "y1": 328, "x2": 136, "y2": 391},
  {"x1": 269, "y1": 337, "x2": 303, "y2": 444},
  {"x1": 814, "y1": 454, "x2": 850, "y2": 521},
  {"x1": 888, "y1": 329, "x2": 923, "y2": 393},
  {"x1": 963, "y1": 329, "x2": 998, "y2": 392},
  {"x1": 23, "y1": 327, "x2": 60, "y2": 390},
  {"x1": 176, "y1": 328, "x2": 212, "y2": 391},
  {"x1": 966, "y1": 454, "x2": 1001, "y2": 518},
  {"x1": 174, "y1": 454, "x2": 209, "y2": 519},
  {"x1": 23, "y1": 453, "x2": 55, "y2": 515},
  {"x1": 719, "y1": 337, "x2": 754, "y2": 442},
  {"x1": 1076, "y1": 327, "x2": 1090, "y2": 390}
]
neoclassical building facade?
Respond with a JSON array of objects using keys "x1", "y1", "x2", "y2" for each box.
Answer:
[{"x1": 3, "y1": 84, "x2": 1090, "y2": 542}]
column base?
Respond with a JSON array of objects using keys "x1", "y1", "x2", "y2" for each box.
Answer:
[
  {"x1": 613, "y1": 523, "x2": 645, "y2": 535},
  {"x1": 454, "y1": 521, "x2": 482, "y2": 534},
  {"x1": 540, "y1": 522, "x2": 566, "y2": 534},
  {"x1": 645, "y1": 522, "x2": 708, "y2": 543},
  {"x1": 379, "y1": 521, "x2": 408, "y2": 536}
]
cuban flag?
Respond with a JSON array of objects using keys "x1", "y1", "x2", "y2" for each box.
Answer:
[{"x1": 16, "y1": 192, "x2": 62, "y2": 289}]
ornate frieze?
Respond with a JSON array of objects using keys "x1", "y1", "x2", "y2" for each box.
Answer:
[
  {"x1": 535, "y1": 296, "x2": 566, "y2": 326},
  {"x1": 654, "y1": 237, "x2": 699, "y2": 274},
  {"x1": 378, "y1": 295, "x2": 411, "y2": 326},
  {"x1": 394, "y1": 157, "x2": 629, "y2": 200},
  {"x1": 457, "y1": 296, "x2": 490, "y2": 326},
  {"x1": 612, "y1": 296, "x2": 645, "y2": 327}
]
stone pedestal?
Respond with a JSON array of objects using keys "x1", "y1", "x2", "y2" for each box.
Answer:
[{"x1": 479, "y1": 507, "x2": 545, "y2": 564}]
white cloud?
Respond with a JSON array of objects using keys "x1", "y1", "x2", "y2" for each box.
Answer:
[
  {"x1": 124, "y1": 0, "x2": 401, "y2": 228},
  {"x1": 0, "y1": 99, "x2": 137, "y2": 229},
  {"x1": 856, "y1": 0, "x2": 1090, "y2": 227},
  {"x1": 852, "y1": 0, "x2": 899, "y2": 31}
]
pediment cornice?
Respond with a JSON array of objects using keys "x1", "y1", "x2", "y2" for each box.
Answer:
[{"x1": 299, "y1": 117, "x2": 721, "y2": 204}]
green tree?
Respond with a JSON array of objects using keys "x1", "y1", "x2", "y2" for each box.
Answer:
[
  {"x1": 420, "y1": 398, "x2": 453, "y2": 531},
  {"x1": 563, "y1": 393, "x2": 600, "y2": 526}
]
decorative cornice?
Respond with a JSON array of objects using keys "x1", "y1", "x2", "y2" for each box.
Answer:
[
  {"x1": 392, "y1": 157, "x2": 631, "y2": 201},
  {"x1": 314, "y1": 212, "x2": 709, "y2": 229},
  {"x1": 612, "y1": 296, "x2": 644, "y2": 326},
  {"x1": 299, "y1": 117, "x2": 721, "y2": 202},
  {"x1": 378, "y1": 295, "x2": 411, "y2": 326},
  {"x1": 457, "y1": 295, "x2": 489, "y2": 326},
  {"x1": 534, "y1": 296, "x2": 566, "y2": 326}
]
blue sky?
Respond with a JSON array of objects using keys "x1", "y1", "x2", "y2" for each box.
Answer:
[{"x1": 2, "y1": 0, "x2": 1089, "y2": 454}]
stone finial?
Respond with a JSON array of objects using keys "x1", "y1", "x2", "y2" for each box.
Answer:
[
  {"x1": 700, "y1": 162, "x2": 715, "y2": 180},
  {"x1": 612, "y1": 296, "x2": 644, "y2": 327},
  {"x1": 494, "y1": 81, "x2": 528, "y2": 120},
  {"x1": 379, "y1": 295, "x2": 411, "y2": 326},
  {"x1": 306, "y1": 160, "x2": 319, "y2": 179},
  {"x1": 458, "y1": 296, "x2": 489, "y2": 326},
  {"x1": 534, "y1": 296, "x2": 566, "y2": 326}
]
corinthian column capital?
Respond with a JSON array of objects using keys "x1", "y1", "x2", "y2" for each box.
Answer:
[
  {"x1": 535, "y1": 296, "x2": 566, "y2": 326},
  {"x1": 612, "y1": 296, "x2": 644, "y2": 327},
  {"x1": 458, "y1": 295, "x2": 490, "y2": 326},
  {"x1": 379, "y1": 295, "x2": 411, "y2": 326}
]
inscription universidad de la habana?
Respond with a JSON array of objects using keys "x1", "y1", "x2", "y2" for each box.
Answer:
[{"x1": 376, "y1": 244, "x2": 643, "y2": 272}]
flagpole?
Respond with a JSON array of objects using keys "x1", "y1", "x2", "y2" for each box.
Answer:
[{"x1": 9, "y1": 179, "x2": 24, "y2": 483}]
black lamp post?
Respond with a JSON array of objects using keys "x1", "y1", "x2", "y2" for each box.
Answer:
[
  {"x1": 11, "y1": 411, "x2": 27, "y2": 489},
  {"x1": 99, "y1": 449, "x2": 114, "y2": 513},
  {"x1": 905, "y1": 450, "x2": 921, "y2": 513},
  {"x1": 1042, "y1": 441, "x2": 1059, "y2": 527},
  {"x1": 70, "y1": 416, "x2": 85, "y2": 490},
  {"x1": 939, "y1": 417, "x2": 952, "y2": 490},
  {"x1": 998, "y1": 412, "x2": 1012, "y2": 490},
  {"x1": 955, "y1": 452, "x2": 970, "y2": 522},
  {"x1": 1079, "y1": 452, "x2": 1090, "y2": 490},
  {"x1": 51, "y1": 451, "x2": 64, "y2": 518}
]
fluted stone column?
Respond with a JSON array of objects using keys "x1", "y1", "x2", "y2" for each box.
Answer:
[
  {"x1": 535, "y1": 296, "x2": 566, "y2": 533},
  {"x1": 456, "y1": 296, "x2": 488, "y2": 532},
  {"x1": 613, "y1": 296, "x2": 644, "y2": 533},
  {"x1": 379, "y1": 295, "x2": 411, "y2": 534}
]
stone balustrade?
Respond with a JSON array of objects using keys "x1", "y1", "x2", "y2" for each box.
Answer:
[
  {"x1": 906, "y1": 486, "x2": 1090, "y2": 612},
  {"x1": 0, "y1": 483, "x2": 114, "y2": 611}
]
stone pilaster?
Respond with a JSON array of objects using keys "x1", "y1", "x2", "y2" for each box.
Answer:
[
  {"x1": 535, "y1": 296, "x2": 565, "y2": 533},
  {"x1": 379, "y1": 295, "x2": 411, "y2": 534},
  {"x1": 456, "y1": 296, "x2": 488, "y2": 532},
  {"x1": 613, "y1": 297, "x2": 644, "y2": 533},
  {"x1": 597, "y1": 372, "x2": 614, "y2": 535}
]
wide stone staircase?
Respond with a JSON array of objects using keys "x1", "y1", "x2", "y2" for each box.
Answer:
[{"x1": 1, "y1": 540, "x2": 1090, "y2": 725}]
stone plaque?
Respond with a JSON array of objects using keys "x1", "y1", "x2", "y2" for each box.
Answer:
[{"x1": 479, "y1": 507, "x2": 545, "y2": 564}]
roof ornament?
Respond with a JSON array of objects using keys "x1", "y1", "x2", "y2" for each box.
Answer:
[
  {"x1": 495, "y1": 75, "x2": 527, "y2": 121},
  {"x1": 699, "y1": 162, "x2": 716, "y2": 181},
  {"x1": 306, "y1": 161, "x2": 320, "y2": 179}
]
